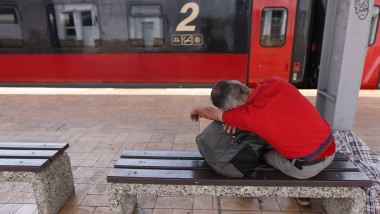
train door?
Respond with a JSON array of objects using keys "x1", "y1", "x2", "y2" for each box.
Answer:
[
  {"x1": 361, "y1": 1, "x2": 380, "y2": 89},
  {"x1": 248, "y1": 0, "x2": 297, "y2": 87}
]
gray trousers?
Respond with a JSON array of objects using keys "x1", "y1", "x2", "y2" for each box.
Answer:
[{"x1": 263, "y1": 150, "x2": 336, "y2": 179}]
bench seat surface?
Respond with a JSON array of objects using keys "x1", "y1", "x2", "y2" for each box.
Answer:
[
  {"x1": 0, "y1": 142, "x2": 68, "y2": 172},
  {"x1": 108, "y1": 150, "x2": 372, "y2": 187}
]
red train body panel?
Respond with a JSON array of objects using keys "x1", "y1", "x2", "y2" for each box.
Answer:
[
  {"x1": 362, "y1": 0, "x2": 380, "y2": 89},
  {"x1": 1, "y1": 53, "x2": 248, "y2": 83}
]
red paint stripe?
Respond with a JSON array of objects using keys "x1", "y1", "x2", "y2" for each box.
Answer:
[{"x1": 0, "y1": 53, "x2": 248, "y2": 83}]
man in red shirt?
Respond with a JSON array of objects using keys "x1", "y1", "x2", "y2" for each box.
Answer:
[{"x1": 190, "y1": 77, "x2": 336, "y2": 181}]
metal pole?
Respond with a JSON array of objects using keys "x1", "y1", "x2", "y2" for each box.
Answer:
[{"x1": 316, "y1": 0, "x2": 374, "y2": 131}]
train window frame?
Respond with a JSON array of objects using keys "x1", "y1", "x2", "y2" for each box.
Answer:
[
  {"x1": 259, "y1": 7, "x2": 288, "y2": 48},
  {"x1": 127, "y1": 2, "x2": 165, "y2": 47},
  {"x1": 0, "y1": 7, "x2": 18, "y2": 24},
  {"x1": 369, "y1": 5, "x2": 379, "y2": 46},
  {"x1": 48, "y1": 3, "x2": 101, "y2": 48},
  {"x1": 129, "y1": 4, "x2": 163, "y2": 17},
  {"x1": 0, "y1": 5, "x2": 24, "y2": 48}
]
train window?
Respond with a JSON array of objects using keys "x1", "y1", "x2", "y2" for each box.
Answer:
[
  {"x1": 260, "y1": 8, "x2": 287, "y2": 47},
  {"x1": 0, "y1": 7, "x2": 24, "y2": 48},
  {"x1": 128, "y1": 4, "x2": 164, "y2": 47},
  {"x1": 0, "y1": 7, "x2": 18, "y2": 24},
  {"x1": 369, "y1": 6, "x2": 379, "y2": 46},
  {"x1": 49, "y1": 4, "x2": 101, "y2": 47}
]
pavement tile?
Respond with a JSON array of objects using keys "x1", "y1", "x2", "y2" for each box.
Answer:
[
  {"x1": 94, "y1": 207, "x2": 111, "y2": 214},
  {"x1": 194, "y1": 196, "x2": 213, "y2": 210},
  {"x1": 193, "y1": 211, "x2": 218, "y2": 214},
  {"x1": 220, "y1": 197, "x2": 260, "y2": 211},
  {"x1": 134, "y1": 208, "x2": 153, "y2": 214},
  {"x1": 0, "y1": 192, "x2": 17, "y2": 203},
  {"x1": 14, "y1": 204, "x2": 38, "y2": 214},
  {"x1": 74, "y1": 167, "x2": 105, "y2": 176},
  {"x1": 147, "y1": 143, "x2": 173, "y2": 150},
  {"x1": 88, "y1": 184, "x2": 110, "y2": 195},
  {"x1": 0, "y1": 204, "x2": 23, "y2": 214},
  {"x1": 241, "y1": 211, "x2": 261, "y2": 214},
  {"x1": 137, "y1": 195, "x2": 158, "y2": 209},
  {"x1": 91, "y1": 147, "x2": 120, "y2": 154},
  {"x1": 258, "y1": 197, "x2": 281, "y2": 211},
  {"x1": 155, "y1": 196, "x2": 193, "y2": 209},
  {"x1": 172, "y1": 144, "x2": 186, "y2": 151},
  {"x1": 276, "y1": 197, "x2": 300, "y2": 211},
  {"x1": 173, "y1": 209, "x2": 193, "y2": 214},
  {"x1": 153, "y1": 209, "x2": 173, "y2": 214},
  {"x1": 8, "y1": 192, "x2": 36, "y2": 204},
  {"x1": 73, "y1": 206, "x2": 96, "y2": 214},
  {"x1": 0, "y1": 182, "x2": 27, "y2": 193},
  {"x1": 185, "y1": 143, "x2": 198, "y2": 151},
  {"x1": 261, "y1": 212, "x2": 302, "y2": 214},
  {"x1": 81, "y1": 194, "x2": 109, "y2": 207},
  {"x1": 73, "y1": 175, "x2": 100, "y2": 184},
  {"x1": 58, "y1": 206, "x2": 78, "y2": 214},
  {"x1": 66, "y1": 184, "x2": 92, "y2": 206},
  {"x1": 133, "y1": 142, "x2": 149, "y2": 150}
]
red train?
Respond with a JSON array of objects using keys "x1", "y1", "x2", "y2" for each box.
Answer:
[{"x1": 0, "y1": 0, "x2": 379, "y2": 88}]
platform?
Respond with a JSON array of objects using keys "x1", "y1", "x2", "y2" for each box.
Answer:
[{"x1": 0, "y1": 88, "x2": 378, "y2": 214}]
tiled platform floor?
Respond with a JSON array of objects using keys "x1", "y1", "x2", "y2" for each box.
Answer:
[{"x1": 0, "y1": 88, "x2": 379, "y2": 214}]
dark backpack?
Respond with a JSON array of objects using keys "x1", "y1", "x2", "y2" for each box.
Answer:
[{"x1": 196, "y1": 121, "x2": 272, "y2": 178}]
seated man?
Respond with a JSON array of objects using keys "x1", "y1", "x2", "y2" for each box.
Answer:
[{"x1": 190, "y1": 77, "x2": 336, "y2": 206}]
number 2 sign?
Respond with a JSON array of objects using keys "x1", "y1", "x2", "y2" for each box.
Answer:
[
  {"x1": 172, "y1": 2, "x2": 203, "y2": 46},
  {"x1": 176, "y1": 2, "x2": 199, "y2": 32}
]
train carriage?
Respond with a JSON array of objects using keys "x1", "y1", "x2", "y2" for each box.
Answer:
[{"x1": 0, "y1": 0, "x2": 379, "y2": 88}]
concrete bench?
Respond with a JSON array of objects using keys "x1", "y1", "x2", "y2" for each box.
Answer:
[
  {"x1": 107, "y1": 150, "x2": 372, "y2": 214},
  {"x1": 0, "y1": 142, "x2": 74, "y2": 214}
]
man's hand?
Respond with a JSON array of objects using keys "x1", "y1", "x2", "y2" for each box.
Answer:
[
  {"x1": 190, "y1": 105, "x2": 223, "y2": 122},
  {"x1": 223, "y1": 123, "x2": 236, "y2": 134},
  {"x1": 190, "y1": 108, "x2": 200, "y2": 122}
]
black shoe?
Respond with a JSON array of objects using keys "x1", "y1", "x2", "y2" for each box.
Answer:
[{"x1": 297, "y1": 198, "x2": 311, "y2": 206}]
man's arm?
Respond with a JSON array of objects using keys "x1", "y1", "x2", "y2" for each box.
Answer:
[
  {"x1": 190, "y1": 105, "x2": 237, "y2": 134},
  {"x1": 190, "y1": 105, "x2": 224, "y2": 122}
]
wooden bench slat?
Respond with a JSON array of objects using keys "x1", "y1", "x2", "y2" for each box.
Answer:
[
  {"x1": 114, "y1": 158, "x2": 359, "y2": 172},
  {"x1": 0, "y1": 150, "x2": 60, "y2": 160},
  {"x1": 107, "y1": 168, "x2": 372, "y2": 187},
  {"x1": 121, "y1": 150, "x2": 348, "y2": 161},
  {"x1": 121, "y1": 150, "x2": 203, "y2": 160},
  {"x1": 115, "y1": 159, "x2": 208, "y2": 169},
  {"x1": 0, "y1": 142, "x2": 68, "y2": 152},
  {"x1": 0, "y1": 158, "x2": 49, "y2": 172}
]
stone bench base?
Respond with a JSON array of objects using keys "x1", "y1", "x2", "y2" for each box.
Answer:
[
  {"x1": 0, "y1": 152, "x2": 75, "y2": 214},
  {"x1": 109, "y1": 183, "x2": 366, "y2": 214}
]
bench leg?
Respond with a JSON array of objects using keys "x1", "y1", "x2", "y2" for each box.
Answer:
[
  {"x1": 322, "y1": 188, "x2": 366, "y2": 214},
  {"x1": 31, "y1": 152, "x2": 75, "y2": 214},
  {"x1": 109, "y1": 184, "x2": 137, "y2": 214}
]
